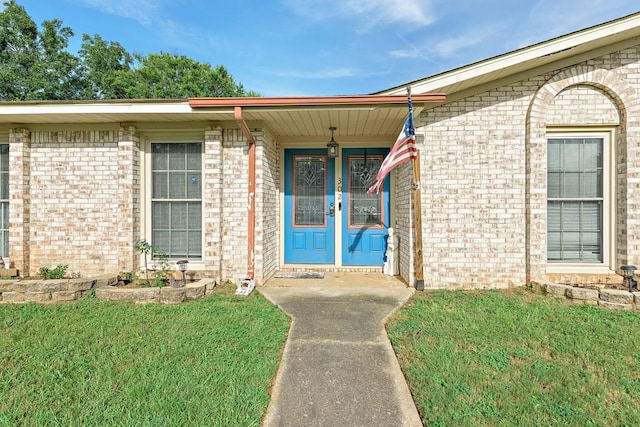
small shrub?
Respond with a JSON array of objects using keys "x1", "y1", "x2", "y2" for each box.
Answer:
[
  {"x1": 135, "y1": 239, "x2": 170, "y2": 286},
  {"x1": 38, "y1": 264, "x2": 69, "y2": 280},
  {"x1": 120, "y1": 271, "x2": 137, "y2": 283},
  {"x1": 151, "y1": 249, "x2": 170, "y2": 288}
]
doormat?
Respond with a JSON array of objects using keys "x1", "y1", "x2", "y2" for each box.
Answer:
[{"x1": 273, "y1": 271, "x2": 325, "y2": 279}]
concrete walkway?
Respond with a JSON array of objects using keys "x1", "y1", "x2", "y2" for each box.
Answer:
[{"x1": 259, "y1": 273, "x2": 422, "y2": 427}]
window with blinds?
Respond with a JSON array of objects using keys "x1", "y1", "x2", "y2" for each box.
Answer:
[
  {"x1": 547, "y1": 137, "x2": 604, "y2": 262},
  {"x1": 0, "y1": 144, "x2": 7, "y2": 259},
  {"x1": 151, "y1": 143, "x2": 202, "y2": 258}
]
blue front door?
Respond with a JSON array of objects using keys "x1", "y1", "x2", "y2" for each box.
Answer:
[
  {"x1": 284, "y1": 149, "x2": 335, "y2": 263},
  {"x1": 342, "y1": 148, "x2": 390, "y2": 266}
]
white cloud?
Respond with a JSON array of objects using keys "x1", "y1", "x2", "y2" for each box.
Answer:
[
  {"x1": 71, "y1": 0, "x2": 162, "y2": 26},
  {"x1": 270, "y1": 67, "x2": 360, "y2": 79},
  {"x1": 420, "y1": 23, "x2": 503, "y2": 59},
  {"x1": 284, "y1": 0, "x2": 435, "y2": 30},
  {"x1": 528, "y1": 0, "x2": 631, "y2": 34},
  {"x1": 515, "y1": 0, "x2": 638, "y2": 49}
]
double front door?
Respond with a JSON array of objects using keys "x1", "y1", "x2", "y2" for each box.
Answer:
[{"x1": 284, "y1": 148, "x2": 390, "y2": 266}]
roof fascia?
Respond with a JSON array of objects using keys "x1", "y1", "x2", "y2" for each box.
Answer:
[
  {"x1": 0, "y1": 101, "x2": 224, "y2": 116},
  {"x1": 188, "y1": 94, "x2": 445, "y2": 109}
]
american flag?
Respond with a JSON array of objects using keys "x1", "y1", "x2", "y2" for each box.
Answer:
[{"x1": 367, "y1": 96, "x2": 416, "y2": 194}]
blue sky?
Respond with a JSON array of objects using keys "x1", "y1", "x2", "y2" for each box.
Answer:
[{"x1": 8, "y1": 0, "x2": 640, "y2": 96}]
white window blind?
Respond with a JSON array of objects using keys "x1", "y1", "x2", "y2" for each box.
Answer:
[
  {"x1": 547, "y1": 137, "x2": 603, "y2": 262},
  {"x1": 151, "y1": 143, "x2": 202, "y2": 258}
]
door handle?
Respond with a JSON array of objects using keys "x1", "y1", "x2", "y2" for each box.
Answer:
[{"x1": 328, "y1": 202, "x2": 335, "y2": 217}]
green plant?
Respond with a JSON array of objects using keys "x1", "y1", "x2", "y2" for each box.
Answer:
[
  {"x1": 120, "y1": 271, "x2": 137, "y2": 283},
  {"x1": 151, "y1": 249, "x2": 170, "y2": 288},
  {"x1": 134, "y1": 239, "x2": 170, "y2": 287},
  {"x1": 38, "y1": 264, "x2": 69, "y2": 280},
  {"x1": 134, "y1": 239, "x2": 153, "y2": 283}
]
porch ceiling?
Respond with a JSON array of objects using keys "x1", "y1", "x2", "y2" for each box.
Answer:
[
  {"x1": 240, "y1": 104, "x2": 416, "y2": 142},
  {"x1": 0, "y1": 94, "x2": 445, "y2": 142}
]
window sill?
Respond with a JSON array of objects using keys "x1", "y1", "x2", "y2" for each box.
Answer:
[
  {"x1": 142, "y1": 260, "x2": 206, "y2": 271},
  {"x1": 546, "y1": 264, "x2": 614, "y2": 275}
]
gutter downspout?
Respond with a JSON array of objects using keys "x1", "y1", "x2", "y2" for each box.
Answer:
[{"x1": 234, "y1": 106, "x2": 256, "y2": 280}]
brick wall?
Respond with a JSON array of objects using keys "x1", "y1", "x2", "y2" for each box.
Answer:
[
  {"x1": 27, "y1": 129, "x2": 121, "y2": 277},
  {"x1": 394, "y1": 162, "x2": 414, "y2": 286},
  {"x1": 419, "y1": 45, "x2": 640, "y2": 288},
  {"x1": 546, "y1": 85, "x2": 620, "y2": 125},
  {"x1": 527, "y1": 49, "x2": 640, "y2": 279},
  {"x1": 8, "y1": 128, "x2": 30, "y2": 274},
  {"x1": 117, "y1": 126, "x2": 141, "y2": 272},
  {"x1": 203, "y1": 126, "x2": 223, "y2": 280},
  {"x1": 220, "y1": 129, "x2": 249, "y2": 282},
  {"x1": 255, "y1": 130, "x2": 279, "y2": 283},
  {"x1": 421, "y1": 81, "x2": 536, "y2": 288}
]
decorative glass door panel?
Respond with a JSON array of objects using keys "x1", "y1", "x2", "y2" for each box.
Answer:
[
  {"x1": 349, "y1": 156, "x2": 384, "y2": 227},
  {"x1": 294, "y1": 157, "x2": 326, "y2": 226},
  {"x1": 342, "y1": 148, "x2": 390, "y2": 266},
  {"x1": 284, "y1": 149, "x2": 335, "y2": 263}
]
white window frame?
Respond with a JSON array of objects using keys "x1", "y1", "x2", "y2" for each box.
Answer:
[
  {"x1": 143, "y1": 133, "x2": 205, "y2": 270},
  {"x1": 546, "y1": 128, "x2": 615, "y2": 274}
]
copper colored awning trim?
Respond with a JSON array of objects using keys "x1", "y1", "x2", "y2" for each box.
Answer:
[{"x1": 188, "y1": 94, "x2": 445, "y2": 108}]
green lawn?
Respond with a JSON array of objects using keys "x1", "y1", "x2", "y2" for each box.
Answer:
[
  {"x1": 0, "y1": 288, "x2": 290, "y2": 427},
  {"x1": 387, "y1": 289, "x2": 640, "y2": 426}
]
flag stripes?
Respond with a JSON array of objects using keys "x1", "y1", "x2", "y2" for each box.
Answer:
[{"x1": 367, "y1": 95, "x2": 417, "y2": 194}]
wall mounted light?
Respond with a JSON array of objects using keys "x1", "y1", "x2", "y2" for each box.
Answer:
[{"x1": 327, "y1": 126, "x2": 339, "y2": 158}]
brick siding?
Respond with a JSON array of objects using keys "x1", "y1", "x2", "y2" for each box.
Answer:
[
  {"x1": 5, "y1": 44, "x2": 640, "y2": 288},
  {"x1": 418, "y1": 45, "x2": 640, "y2": 288}
]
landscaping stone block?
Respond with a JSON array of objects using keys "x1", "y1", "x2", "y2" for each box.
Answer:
[
  {"x1": 204, "y1": 279, "x2": 216, "y2": 293},
  {"x1": 160, "y1": 287, "x2": 185, "y2": 304},
  {"x1": 0, "y1": 280, "x2": 19, "y2": 293},
  {"x1": 2, "y1": 291, "x2": 50, "y2": 303},
  {"x1": 599, "y1": 289, "x2": 634, "y2": 304},
  {"x1": 1, "y1": 292, "x2": 24, "y2": 303},
  {"x1": 543, "y1": 282, "x2": 571, "y2": 297},
  {"x1": 95, "y1": 286, "x2": 160, "y2": 303},
  {"x1": 93, "y1": 274, "x2": 118, "y2": 288},
  {"x1": 565, "y1": 287, "x2": 600, "y2": 301},
  {"x1": 185, "y1": 281, "x2": 206, "y2": 300},
  {"x1": 9, "y1": 279, "x2": 94, "y2": 293},
  {"x1": 50, "y1": 291, "x2": 82, "y2": 302},
  {"x1": 598, "y1": 300, "x2": 634, "y2": 311}
]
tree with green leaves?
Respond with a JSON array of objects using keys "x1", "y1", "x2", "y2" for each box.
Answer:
[
  {"x1": 78, "y1": 34, "x2": 133, "y2": 99},
  {"x1": 108, "y1": 52, "x2": 250, "y2": 99},
  {"x1": 0, "y1": 0, "x2": 257, "y2": 100}
]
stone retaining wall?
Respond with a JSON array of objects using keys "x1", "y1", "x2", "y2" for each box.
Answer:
[
  {"x1": 0, "y1": 275, "x2": 117, "y2": 303},
  {"x1": 534, "y1": 280, "x2": 640, "y2": 310},
  {"x1": 95, "y1": 279, "x2": 215, "y2": 304},
  {"x1": 0, "y1": 275, "x2": 215, "y2": 304}
]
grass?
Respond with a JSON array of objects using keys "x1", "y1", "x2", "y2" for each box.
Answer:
[
  {"x1": 387, "y1": 289, "x2": 640, "y2": 426},
  {"x1": 0, "y1": 287, "x2": 290, "y2": 427}
]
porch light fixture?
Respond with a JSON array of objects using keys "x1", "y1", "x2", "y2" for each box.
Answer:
[
  {"x1": 177, "y1": 260, "x2": 189, "y2": 287},
  {"x1": 621, "y1": 265, "x2": 637, "y2": 292},
  {"x1": 327, "y1": 126, "x2": 339, "y2": 158}
]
